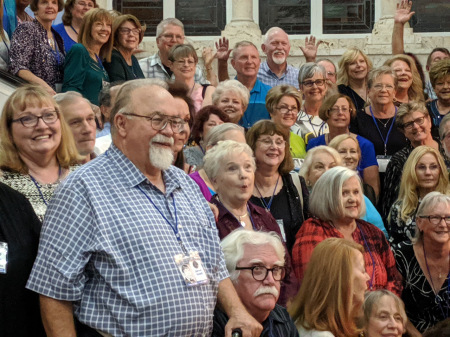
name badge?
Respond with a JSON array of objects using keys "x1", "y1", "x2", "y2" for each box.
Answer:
[
  {"x1": 175, "y1": 251, "x2": 209, "y2": 287},
  {"x1": 276, "y1": 219, "x2": 286, "y2": 242},
  {"x1": 376, "y1": 155, "x2": 391, "y2": 173},
  {"x1": 0, "y1": 242, "x2": 8, "y2": 274}
]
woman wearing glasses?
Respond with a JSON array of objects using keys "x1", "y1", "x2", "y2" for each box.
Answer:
[
  {"x1": 53, "y1": 0, "x2": 97, "y2": 53},
  {"x1": 292, "y1": 63, "x2": 328, "y2": 145},
  {"x1": 203, "y1": 140, "x2": 299, "y2": 305},
  {"x1": 266, "y1": 85, "x2": 306, "y2": 166},
  {"x1": 104, "y1": 14, "x2": 145, "y2": 82},
  {"x1": 307, "y1": 93, "x2": 380, "y2": 200},
  {"x1": 387, "y1": 146, "x2": 449, "y2": 246},
  {"x1": 380, "y1": 102, "x2": 448, "y2": 220},
  {"x1": 247, "y1": 120, "x2": 309, "y2": 254},
  {"x1": 168, "y1": 44, "x2": 215, "y2": 113},
  {"x1": 0, "y1": 85, "x2": 80, "y2": 221},
  {"x1": 393, "y1": 191, "x2": 450, "y2": 335}
]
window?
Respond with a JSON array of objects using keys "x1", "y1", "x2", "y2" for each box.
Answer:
[
  {"x1": 113, "y1": 0, "x2": 163, "y2": 36},
  {"x1": 259, "y1": 0, "x2": 310, "y2": 35},
  {"x1": 408, "y1": 0, "x2": 449, "y2": 32},
  {"x1": 175, "y1": 0, "x2": 226, "y2": 35},
  {"x1": 323, "y1": 0, "x2": 374, "y2": 34}
]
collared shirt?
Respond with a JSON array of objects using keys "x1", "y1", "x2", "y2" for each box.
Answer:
[
  {"x1": 291, "y1": 110, "x2": 329, "y2": 145},
  {"x1": 139, "y1": 52, "x2": 209, "y2": 84},
  {"x1": 425, "y1": 80, "x2": 437, "y2": 100},
  {"x1": 27, "y1": 144, "x2": 228, "y2": 336},
  {"x1": 239, "y1": 79, "x2": 271, "y2": 128},
  {"x1": 212, "y1": 304, "x2": 299, "y2": 337},
  {"x1": 292, "y1": 217, "x2": 402, "y2": 297},
  {"x1": 258, "y1": 61, "x2": 300, "y2": 89}
]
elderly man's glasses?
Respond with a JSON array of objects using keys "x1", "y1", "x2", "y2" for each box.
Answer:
[
  {"x1": 119, "y1": 27, "x2": 141, "y2": 35},
  {"x1": 402, "y1": 117, "x2": 425, "y2": 130},
  {"x1": 418, "y1": 215, "x2": 450, "y2": 225},
  {"x1": 11, "y1": 110, "x2": 59, "y2": 128},
  {"x1": 235, "y1": 265, "x2": 285, "y2": 281},
  {"x1": 302, "y1": 79, "x2": 325, "y2": 88},
  {"x1": 122, "y1": 113, "x2": 186, "y2": 133}
]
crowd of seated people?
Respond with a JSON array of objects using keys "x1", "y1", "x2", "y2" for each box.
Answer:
[{"x1": 1, "y1": 0, "x2": 449, "y2": 336}]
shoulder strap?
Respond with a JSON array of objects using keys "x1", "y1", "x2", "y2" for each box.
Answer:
[
  {"x1": 289, "y1": 171, "x2": 303, "y2": 208},
  {"x1": 201, "y1": 84, "x2": 210, "y2": 98}
]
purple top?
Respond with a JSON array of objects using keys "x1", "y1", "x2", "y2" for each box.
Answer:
[{"x1": 189, "y1": 171, "x2": 213, "y2": 201}]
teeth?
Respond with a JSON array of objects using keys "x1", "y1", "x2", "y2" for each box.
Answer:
[{"x1": 35, "y1": 135, "x2": 50, "y2": 140}]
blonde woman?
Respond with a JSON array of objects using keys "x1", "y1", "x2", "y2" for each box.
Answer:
[
  {"x1": 384, "y1": 54, "x2": 425, "y2": 104},
  {"x1": 387, "y1": 146, "x2": 449, "y2": 245},
  {"x1": 289, "y1": 238, "x2": 369, "y2": 337},
  {"x1": 337, "y1": 48, "x2": 373, "y2": 111}
]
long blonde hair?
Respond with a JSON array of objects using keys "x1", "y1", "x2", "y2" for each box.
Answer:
[
  {"x1": 397, "y1": 146, "x2": 449, "y2": 221},
  {"x1": 289, "y1": 238, "x2": 364, "y2": 337}
]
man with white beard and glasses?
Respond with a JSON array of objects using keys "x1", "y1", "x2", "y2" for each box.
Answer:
[
  {"x1": 258, "y1": 27, "x2": 320, "y2": 89},
  {"x1": 212, "y1": 229, "x2": 299, "y2": 337},
  {"x1": 26, "y1": 79, "x2": 262, "y2": 337}
]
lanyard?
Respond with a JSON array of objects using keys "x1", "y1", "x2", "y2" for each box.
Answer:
[
  {"x1": 303, "y1": 108, "x2": 326, "y2": 137},
  {"x1": 369, "y1": 106, "x2": 397, "y2": 156},
  {"x1": 255, "y1": 175, "x2": 279, "y2": 212},
  {"x1": 137, "y1": 186, "x2": 188, "y2": 255},
  {"x1": 357, "y1": 224, "x2": 375, "y2": 290},
  {"x1": 29, "y1": 166, "x2": 62, "y2": 206}
]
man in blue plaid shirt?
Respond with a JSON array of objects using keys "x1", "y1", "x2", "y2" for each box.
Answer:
[{"x1": 27, "y1": 79, "x2": 261, "y2": 337}]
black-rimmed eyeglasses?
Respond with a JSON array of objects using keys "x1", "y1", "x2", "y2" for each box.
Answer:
[
  {"x1": 11, "y1": 110, "x2": 59, "y2": 128},
  {"x1": 235, "y1": 265, "x2": 285, "y2": 281},
  {"x1": 418, "y1": 215, "x2": 450, "y2": 225}
]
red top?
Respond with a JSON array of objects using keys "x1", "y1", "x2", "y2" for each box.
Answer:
[{"x1": 292, "y1": 217, "x2": 402, "y2": 296}]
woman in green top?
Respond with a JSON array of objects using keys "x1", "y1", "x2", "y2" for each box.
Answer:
[
  {"x1": 104, "y1": 14, "x2": 145, "y2": 82},
  {"x1": 62, "y1": 8, "x2": 113, "y2": 106},
  {"x1": 265, "y1": 85, "x2": 306, "y2": 169}
]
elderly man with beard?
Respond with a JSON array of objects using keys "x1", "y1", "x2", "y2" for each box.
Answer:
[
  {"x1": 212, "y1": 230, "x2": 299, "y2": 337},
  {"x1": 26, "y1": 79, "x2": 262, "y2": 337},
  {"x1": 258, "y1": 27, "x2": 320, "y2": 89}
]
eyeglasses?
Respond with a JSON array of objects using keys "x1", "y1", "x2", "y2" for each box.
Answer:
[
  {"x1": 418, "y1": 215, "x2": 450, "y2": 225},
  {"x1": 257, "y1": 138, "x2": 286, "y2": 149},
  {"x1": 276, "y1": 106, "x2": 299, "y2": 115},
  {"x1": 330, "y1": 106, "x2": 352, "y2": 114},
  {"x1": 302, "y1": 79, "x2": 325, "y2": 88},
  {"x1": 122, "y1": 113, "x2": 186, "y2": 133},
  {"x1": 11, "y1": 110, "x2": 59, "y2": 128},
  {"x1": 75, "y1": 1, "x2": 94, "y2": 8},
  {"x1": 402, "y1": 116, "x2": 425, "y2": 130},
  {"x1": 235, "y1": 265, "x2": 286, "y2": 281},
  {"x1": 372, "y1": 84, "x2": 395, "y2": 92},
  {"x1": 119, "y1": 27, "x2": 141, "y2": 36},
  {"x1": 174, "y1": 59, "x2": 196, "y2": 66}
]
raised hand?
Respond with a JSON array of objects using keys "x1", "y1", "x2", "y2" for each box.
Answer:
[
  {"x1": 299, "y1": 35, "x2": 322, "y2": 62},
  {"x1": 202, "y1": 47, "x2": 216, "y2": 68},
  {"x1": 394, "y1": 0, "x2": 415, "y2": 24},
  {"x1": 215, "y1": 37, "x2": 232, "y2": 61}
]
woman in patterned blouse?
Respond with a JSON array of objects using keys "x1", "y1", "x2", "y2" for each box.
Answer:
[
  {"x1": 0, "y1": 85, "x2": 80, "y2": 221},
  {"x1": 9, "y1": 0, "x2": 65, "y2": 95}
]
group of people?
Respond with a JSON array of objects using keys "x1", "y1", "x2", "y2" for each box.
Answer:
[{"x1": 0, "y1": 0, "x2": 450, "y2": 336}]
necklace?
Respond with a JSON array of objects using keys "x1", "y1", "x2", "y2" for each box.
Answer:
[
  {"x1": 255, "y1": 174, "x2": 280, "y2": 213},
  {"x1": 375, "y1": 117, "x2": 392, "y2": 128},
  {"x1": 216, "y1": 196, "x2": 249, "y2": 227}
]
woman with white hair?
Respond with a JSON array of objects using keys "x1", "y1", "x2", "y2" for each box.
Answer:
[
  {"x1": 203, "y1": 140, "x2": 299, "y2": 305},
  {"x1": 189, "y1": 123, "x2": 246, "y2": 201},
  {"x1": 212, "y1": 79, "x2": 250, "y2": 124},
  {"x1": 393, "y1": 191, "x2": 450, "y2": 335},
  {"x1": 292, "y1": 166, "x2": 402, "y2": 296}
]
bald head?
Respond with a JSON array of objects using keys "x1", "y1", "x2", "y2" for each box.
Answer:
[{"x1": 262, "y1": 27, "x2": 290, "y2": 66}]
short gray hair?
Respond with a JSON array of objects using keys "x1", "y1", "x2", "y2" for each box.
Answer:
[
  {"x1": 156, "y1": 18, "x2": 184, "y2": 38},
  {"x1": 110, "y1": 78, "x2": 168, "y2": 134},
  {"x1": 205, "y1": 123, "x2": 245, "y2": 148},
  {"x1": 299, "y1": 146, "x2": 342, "y2": 180},
  {"x1": 439, "y1": 113, "x2": 450, "y2": 140},
  {"x1": 309, "y1": 166, "x2": 366, "y2": 221},
  {"x1": 203, "y1": 140, "x2": 255, "y2": 181},
  {"x1": 212, "y1": 80, "x2": 250, "y2": 111},
  {"x1": 232, "y1": 41, "x2": 258, "y2": 59},
  {"x1": 317, "y1": 58, "x2": 337, "y2": 73},
  {"x1": 367, "y1": 66, "x2": 398, "y2": 90},
  {"x1": 220, "y1": 229, "x2": 285, "y2": 281},
  {"x1": 54, "y1": 91, "x2": 92, "y2": 114},
  {"x1": 298, "y1": 62, "x2": 326, "y2": 86},
  {"x1": 414, "y1": 191, "x2": 450, "y2": 243}
]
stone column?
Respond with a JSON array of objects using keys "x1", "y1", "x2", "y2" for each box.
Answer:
[{"x1": 223, "y1": 0, "x2": 261, "y2": 42}]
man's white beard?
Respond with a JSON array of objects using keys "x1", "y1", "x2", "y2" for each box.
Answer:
[
  {"x1": 272, "y1": 52, "x2": 286, "y2": 65},
  {"x1": 149, "y1": 135, "x2": 174, "y2": 170}
]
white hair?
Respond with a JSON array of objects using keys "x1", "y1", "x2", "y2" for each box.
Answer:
[
  {"x1": 212, "y1": 80, "x2": 250, "y2": 111},
  {"x1": 204, "y1": 123, "x2": 245, "y2": 148},
  {"x1": 220, "y1": 229, "x2": 285, "y2": 281}
]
